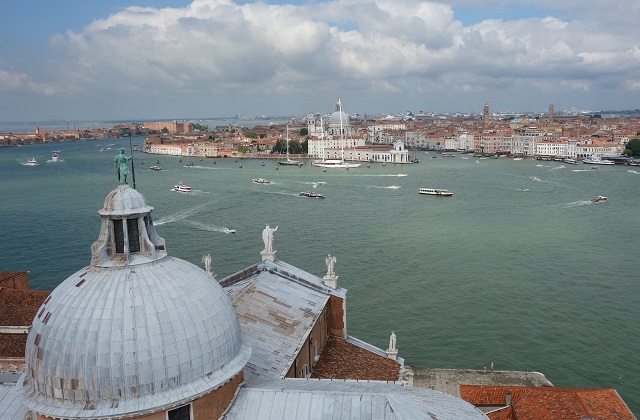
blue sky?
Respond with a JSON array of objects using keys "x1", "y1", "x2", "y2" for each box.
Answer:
[{"x1": 1, "y1": 0, "x2": 638, "y2": 121}]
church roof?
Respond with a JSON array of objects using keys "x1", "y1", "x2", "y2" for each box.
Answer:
[
  {"x1": 226, "y1": 379, "x2": 488, "y2": 419},
  {"x1": 221, "y1": 260, "x2": 343, "y2": 383}
]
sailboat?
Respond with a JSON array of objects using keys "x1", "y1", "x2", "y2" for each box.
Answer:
[
  {"x1": 278, "y1": 125, "x2": 301, "y2": 166},
  {"x1": 313, "y1": 99, "x2": 361, "y2": 169}
]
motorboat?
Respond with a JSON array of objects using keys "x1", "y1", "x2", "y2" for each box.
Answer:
[
  {"x1": 299, "y1": 191, "x2": 325, "y2": 198},
  {"x1": 172, "y1": 183, "x2": 192, "y2": 192},
  {"x1": 591, "y1": 196, "x2": 608, "y2": 203},
  {"x1": 418, "y1": 188, "x2": 452, "y2": 196},
  {"x1": 529, "y1": 176, "x2": 541, "y2": 182},
  {"x1": 222, "y1": 227, "x2": 236, "y2": 234},
  {"x1": 51, "y1": 152, "x2": 59, "y2": 162},
  {"x1": 25, "y1": 157, "x2": 38, "y2": 166},
  {"x1": 149, "y1": 165, "x2": 162, "y2": 171},
  {"x1": 252, "y1": 178, "x2": 271, "y2": 184},
  {"x1": 564, "y1": 158, "x2": 578, "y2": 164},
  {"x1": 278, "y1": 125, "x2": 302, "y2": 166},
  {"x1": 100, "y1": 147, "x2": 111, "y2": 152}
]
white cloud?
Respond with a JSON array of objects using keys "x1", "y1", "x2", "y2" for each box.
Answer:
[{"x1": 3, "y1": 0, "x2": 640, "y2": 119}]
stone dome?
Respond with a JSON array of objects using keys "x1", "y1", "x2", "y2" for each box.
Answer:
[
  {"x1": 21, "y1": 185, "x2": 251, "y2": 419},
  {"x1": 328, "y1": 109, "x2": 349, "y2": 125},
  {"x1": 99, "y1": 184, "x2": 154, "y2": 216}
]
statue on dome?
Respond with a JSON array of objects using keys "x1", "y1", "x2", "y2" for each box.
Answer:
[
  {"x1": 262, "y1": 225, "x2": 278, "y2": 254},
  {"x1": 115, "y1": 148, "x2": 132, "y2": 184}
]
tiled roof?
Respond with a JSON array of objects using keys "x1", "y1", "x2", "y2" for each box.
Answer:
[
  {"x1": 459, "y1": 385, "x2": 635, "y2": 419},
  {"x1": 0, "y1": 334, "x2": 27, "y2": 358},
  {"x1": 0, "y1": 273, "x2": 26, "y2": 283},
  {"x1": 311, "y1": 336, "x2": 401, "y2": 381},
  {"x1": 0, "y1": 288, "x2": 50, "y2": 326}
]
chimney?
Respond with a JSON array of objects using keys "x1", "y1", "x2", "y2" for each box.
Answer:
[{"x1": 505, "y1": 390, "x2": 512, "y2": 407}]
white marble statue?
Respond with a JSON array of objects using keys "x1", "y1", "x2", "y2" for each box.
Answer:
[
  {"x1": 325, "y1": 254, "x2": 336, "y2": 277},
  {"x1": 202, "y1": 254, "x2": 212, "y2": 276},
  {"x1": 262, "y1": 225, "x2": 278, "y2": 254},
  {"x1": 388, "y1": 331, "x2": 397, "y2": 352}
]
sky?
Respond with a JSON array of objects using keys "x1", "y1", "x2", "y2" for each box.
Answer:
[{"x1": 1, "y1": 0, "x2": 639, "y2": 122}]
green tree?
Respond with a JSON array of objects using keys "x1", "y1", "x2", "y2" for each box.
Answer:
[
  {"x1": 624, "y1": 138, "x2": 640, "y2": 157},
  {"x1": 299, "y1": 128, "x2": 308, "y2": 136},
  {"x1": 246, "y1": 131, "x2": 259, "y2": 139},
  {"x1": 272, "y1": 139, "x2": 287, "y2": 154},
  {"x1": 288, "y1": 140, "x2": 303, "y2": 154}
]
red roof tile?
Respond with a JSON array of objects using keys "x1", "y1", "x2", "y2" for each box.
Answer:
[
  {"x1": 310, "y1": 336, "x2": 400, "y2": 381},
  {"x1": 0, "y1": 334, "x2": 27, "y2": 358},
  {"x1": 460, "y1": 385, "x2": 635, "y2": 420},
  {"x1": 0, "y1": 288, "x2": 50, "y2": 326}
]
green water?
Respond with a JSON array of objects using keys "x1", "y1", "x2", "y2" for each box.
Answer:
[{"x1": 1, "y1": 139, "x2": 639, "y2": 414}]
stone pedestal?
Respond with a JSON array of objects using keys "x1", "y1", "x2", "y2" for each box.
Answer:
[
  {"x1": 322, "y1": 274, "x2": 338, "y2": 289},
  {"x1": 261, "y1": 250, "x2": 276, "y2": 262}
]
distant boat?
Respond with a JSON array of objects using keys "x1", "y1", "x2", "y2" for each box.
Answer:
[
  {"x1": 172, "y1": 183, "x2": 192, "y2": 192},
  {"x1": 149, "y1": 165, "x2": 162, "y2": 171},
  {"x1": 25, "y1": 157, "x2": 38, "y2": 166},
  {"x1": 583, "y1": 156, "x2": 615, "y2": 165},
  {"x1": 591, "y1": 196, "x2": 608, "y2": 203},
  {"x1": 564, "y1": 158, "x2": 578, "y2": 165},
  {"x1": 418, "y1": 188, "x2": 452, "y2": 196},
  {"x1": 222, "y1": 227, "x2": 236, "y2": 234},
  {"x1": 100, "y1": 147, "x2": 111, "y2": 152},
  {"x1": 51, "y1": 152, "x2": 59, "y2": 162},
  {"x1": 300, "y1": 191, "x2": 325, "y2": 198},
  {"x1": 252, "y1": 178, "x2": 271, "y2": 184}
]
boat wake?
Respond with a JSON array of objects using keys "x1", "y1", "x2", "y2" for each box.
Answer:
[
  {"x1": 550, "y1": 165, "x2": 565, "y2": 170},
  {"x1": 154, "y1": 203, "x2": 211, "y2": 226},
  {"x1": 183, "y1": 220, "x2": 236, "y2": 234},
  {"x1": 627, "y1": 170, "x2": 640, "y2": 175},
  {"x1": 562, "y1": 200, "x2": 592, "y2": 208},
  {"x1": 384, "y1": 185, "x2": 402, "y2": 189}
]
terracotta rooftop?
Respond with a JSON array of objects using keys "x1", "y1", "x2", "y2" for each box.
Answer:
[
  {"x1": 460, "y1": 385, "x2": 635, "y2": 420},
  {"x1": 310, "y1": 336, "x2": 400, "y2": 381},
  {"x1": 0, "y1": 288, "x2": 50, "y2": 326},
  {"x1": 0, "y1": 334, "x2": 27, "y2": 358},
  {"x1": 0, "y1": 273, "x2": 26, "y2": 283}
]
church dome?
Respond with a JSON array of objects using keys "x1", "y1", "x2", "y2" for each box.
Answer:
[{"x1": 21, "y1": 184, "x2": 251, "y2": 419}]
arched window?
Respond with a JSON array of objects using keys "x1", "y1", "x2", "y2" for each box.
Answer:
[{"x1": 301, "y1": 364, "x2": 309, "y2": 378}]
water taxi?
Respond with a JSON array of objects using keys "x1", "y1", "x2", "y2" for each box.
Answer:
[
  {"x1": 51, "y1": 152, "x2": 59, "y2": 162},
  {"x1": 591, "y1": 196, "x2": 608, "y2": 203},
  {"x1": 172, "y1": 184, "x2": 192, "y2": 193},
  {"x1": 25, "y1": 157, "x2": 38, "y2": 166},
  {"x1": 299, "y1": 191, "x2": 325, "y2": 198},
  {"x1": 252, "y1": 178, "x2": 271, "y2": 184},
  {"x1": 418, "y1": 188, "x2": 452, "y2": 196},
  {"x1": 149, "y1": 165, "x2": 162, "y2": 171}
]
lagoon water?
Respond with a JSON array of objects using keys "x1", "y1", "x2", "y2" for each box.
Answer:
[{"x1": 1, "y1": 138, "x2": 639, "y2": 414}]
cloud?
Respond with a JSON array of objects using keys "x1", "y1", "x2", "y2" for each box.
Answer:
[{"x1": 3, "y1": 0, "x2": 640, "y2": 118}]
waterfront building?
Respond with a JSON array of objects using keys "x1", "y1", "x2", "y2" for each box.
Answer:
[
  {"x1": 307, "y1": 100, "x2": 366, "y2": 159},
  {"x1": 143, "y1": 120, "x2": 194, "y2": 133}
]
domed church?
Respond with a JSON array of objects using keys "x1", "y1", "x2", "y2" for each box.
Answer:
[{"x1": 9, "y1": 183, "x2": 487, "y2": 419}]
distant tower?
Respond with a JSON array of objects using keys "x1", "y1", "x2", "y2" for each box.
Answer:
[
  {"x1": 548, "y1": 103, "x2": 554, "y2": 123},
  {"x1": 483, "y1": 103, "x2": 490, "y2": 126}
]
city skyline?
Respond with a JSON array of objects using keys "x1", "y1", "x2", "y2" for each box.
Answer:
[{"x1": 1, "y1": 0, "x2": 639, "y2": 122}]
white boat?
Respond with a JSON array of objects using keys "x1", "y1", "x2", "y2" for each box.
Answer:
[
  {"x1": 100, "y1": 147, "x2": 111, "y2": 152},
  {"x1": 313, "y1": 99, "x2": 361, "y2": 169},
  {"x1": 149, "y1": 165, "x2": 162, "y2": 171},
  {"x1": 51, "y1": 152, "x2": 59, "y2": 162},
  {"x1": 172, "y1": 183, "x2": 192, "y2": 192},
  {"x1": 299, "y1": 191, "x2": 325, "y2": 198},
  {"x1": 564, "y1": 158, "x2": 578, "y2": 164},
  {"x1": 278, "y1": 125, "x2": 301, "y2": 166},
  {"x1": 441, "y1": 152, "x2": 456, "y2": 157},
  {"x1": 25, "y1": 157, "x2": 38, "y2": 166},
  {"x1": 583, "y1": 156, "x2": 615, "y2": 165},
  {"x1": 418, "y1": 188, "x2": 452, "y2": 196},
  {"x1": 252, "y1": 178, "x2": 271, "y2": 184},
  {"x1": 591, "y1": 196, "x2": 608, "y2": 203},
  {"x1": 222, "y1": 227, "x2": 236, "y2": 234}
]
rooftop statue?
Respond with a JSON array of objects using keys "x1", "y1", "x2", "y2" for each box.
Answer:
[
  {"x1": 115, "y1": 148, "x2": 132, "y2": 184},
  {"x1": 262, "y1": 225, "x2": 278, "y2": 254}
]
